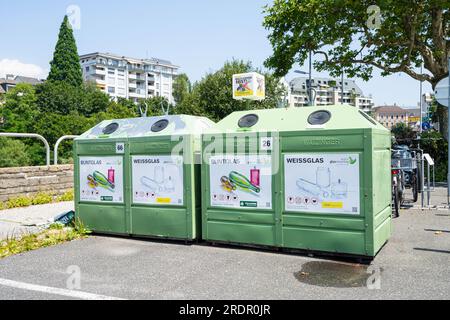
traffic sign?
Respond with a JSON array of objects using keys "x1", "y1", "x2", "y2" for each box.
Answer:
[
  {"x1": 422, "y1": 122, "x2": 431, "y2": 131},
  {"x1": 435, "y1": 77, "x2": 449, "y2": 107}
]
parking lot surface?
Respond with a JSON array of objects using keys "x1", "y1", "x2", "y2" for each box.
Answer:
[{"x1": 0, "y1": 206, "x2": 448, "y2": 300}]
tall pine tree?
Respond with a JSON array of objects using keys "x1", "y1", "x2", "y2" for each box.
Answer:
[{"x1": 47, "y1": 16, "x2": 82, "y2": 87}]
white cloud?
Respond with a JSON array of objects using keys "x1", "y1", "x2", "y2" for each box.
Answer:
[{"x1": 0, "y1": 59, "x2": 48, "y2": 79}]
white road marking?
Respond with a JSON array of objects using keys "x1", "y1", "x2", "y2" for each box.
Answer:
[{"x1": 0, "y1": 278, "x2": 125, "y2": 300}]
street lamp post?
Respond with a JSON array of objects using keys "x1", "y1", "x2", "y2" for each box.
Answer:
[
  {"x1": 447, "y1": 56, "x2": 450, "y2": 205},
  {"x1": 294, "y1": 50, "x2": 313, "y2": 106}
]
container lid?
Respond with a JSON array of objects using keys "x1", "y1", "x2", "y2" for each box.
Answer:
[
  {"x1": 76, "y1": 115, "x2": 215, "y2": 140},
  {"x1": 207, "y1": 105, "x2": 386, "y2": 133}
]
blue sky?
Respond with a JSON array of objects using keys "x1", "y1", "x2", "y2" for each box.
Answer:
[{"x1": 1, "y1": 0, "x2": 431, "y2": 107}]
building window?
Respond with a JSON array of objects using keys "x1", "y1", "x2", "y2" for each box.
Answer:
[
  {"x1": 108, "y1": 87, "x2": 115, "y2": 94},
  {"x1": 85, "y1": 66, "x2": 90, "y2": 72}
]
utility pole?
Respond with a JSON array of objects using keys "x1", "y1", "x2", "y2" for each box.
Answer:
[
  {"x1": 341, "y1": 70, "x2": 344, "y2": 105},
  {"x1": 308, "y1": 50, "x2": 312, "y2": 106},
  {"x1": 447, "y1": 56, "x2": 450, "y2": 206}
]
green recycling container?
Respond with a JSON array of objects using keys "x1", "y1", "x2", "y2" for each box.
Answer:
[
  {"x1": 74, "y1": 115, "x2": 214, "y2": 240},
  {"x1": 201, "y1": 105, "x2": 391, "y2": 258}
]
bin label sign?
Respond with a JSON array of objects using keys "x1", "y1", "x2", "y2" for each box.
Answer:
[
  {"x1": 132, "y1": 155, "x2": 184, "y2": 206},
  {"x1": 284, "y1": 153, "x2": 360, "y2": 214},
  {"x1": 79, "y1": 156, "x2": 124, "y2": 203},
  {"x1": 209, "y1": 154, "x2": 272, "y2": 210}
]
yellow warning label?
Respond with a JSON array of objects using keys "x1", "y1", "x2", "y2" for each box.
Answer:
[
  {"x1": 234, "y1": 89, "x2": 254, "y2": 97},
  {"x1": 156, "y1": 198, "x2": 171, "y2": 204},
  {"x1": 322, "y1": 202, "x2": 343, "y2": 209}
]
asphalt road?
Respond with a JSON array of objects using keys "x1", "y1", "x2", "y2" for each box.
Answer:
[{"x1": 0, "y1": 207, "x2": 448, "y2": 300}]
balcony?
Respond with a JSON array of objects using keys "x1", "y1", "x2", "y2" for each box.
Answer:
[
  {"x1": 94, "y1": 68, "x2": 106, "y2": 75},
  {"x1": 128, "y1": 64, "x2": 145, "y2": 72},
  {"x1": 129, "y1": 88, "x2": 146, "y2": 97}
]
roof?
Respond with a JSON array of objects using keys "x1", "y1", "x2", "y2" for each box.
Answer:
[
  {"x1": 290, "y1": 77, "x2": 364, "y2": 95},
  {"x1": 79, "y1": 52, "x2": 179, "y2": 69},
  {"x1": 13, "y1": 76, "x2": 43, "y2": 85},
  {"x1": 0, "y1": 76, "x2": 43, "y2": 86},
  {"x1": 372, "y1": 106, "x2": 407, "y2": 114},
  {"x1": 208, "y1": 105, "x2": 386, "y2": 133},
  {"x1": 76, "y1": 115, "x2": 215, "y2": 140}
]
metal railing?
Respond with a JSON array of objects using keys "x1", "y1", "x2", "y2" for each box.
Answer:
[
  {"x1": 54, "y1": 135, "x2": 79, "y2": 165},
  {"x1": 0, "y1": 132, "x2": 50, "y2": 166}
]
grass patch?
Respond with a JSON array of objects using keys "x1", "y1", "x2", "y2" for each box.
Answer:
[
  {"x1": 0, "y1": 218, "x2": 90, "y2": 259},
  {"x1": 0, "y1": 189, "x2": 74, "y2": 211}
]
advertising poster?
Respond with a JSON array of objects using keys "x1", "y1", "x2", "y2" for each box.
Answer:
[
  {"x1": 79, "y1": 156, "x2": 124, "y2": 203},
  {"x1": 209, "y1": 154, "x2": 272, "y2": 209},
  {"x1": 232, "y1": 72, "x2": 265, "y2": 100},
  {"x1": 284, "y1": 153, "x2": 360, "y2": 214},
  {"x1": 132, "y1": 155, "x2": 184, "y2": 206}
]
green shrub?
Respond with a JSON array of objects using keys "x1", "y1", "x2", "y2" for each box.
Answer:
[
  {"x1": 6, "y1": 196, "x2": 32, "y2": 209},
  {"x1": 31, "y1": 192, "x2": 54, "y2": 205},
  {"x1": 0, "y1": 138, "x2": 31, "y2": 168},
  {"x1": 56, "y1": 189, "x2": 74, "y2": 202},
  {"x1": 0, "y1": 190, "x2": 74, "y2": 211}
]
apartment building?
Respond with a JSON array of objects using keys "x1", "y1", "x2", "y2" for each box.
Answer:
[
  {"x1": 289, "y1": 77, "x2": 374, "y2": 112},
  {"x1": 80, "y1": 52, "x2": 179, "y2": 104}
]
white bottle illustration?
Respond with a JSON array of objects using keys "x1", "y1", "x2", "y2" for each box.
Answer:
[
  {"x1": 316, "y1": 167, "x2": 331, "y2": 188},
  {"x1": 165, "y1": 176, "x2": 175, "y2": 193},
  {"x1": 331, "y1": 179, "x2": 348, "y2": 199},
  {"x1": 296, "y1": 178, "x2": 322, "y2": 197}
]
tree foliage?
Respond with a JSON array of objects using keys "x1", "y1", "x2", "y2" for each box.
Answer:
[
  {"x1": 0, "y1": 84, "x2": 38, "y2": 133},
  {"x1": 47, "y1": 16, "x2": 83, "y2": 87},
  {"x1": 0, "y1": 138, "x2": 31, "y2": 167},
  {"x1": 420, "y1": 130, "x2": 448, "y2": 181},
  {"x1": 263, "y1": 0, "x2": 449, "y2": 88},
  {"x1": 391, "y1": 122, "x2": 417, "y2": 143},
  {"x1": 36, "y1": 81, "x2": 111, "y2": 116},
  {"x1": 173, "y1": 73, "x2": 191, "y2": 105}
]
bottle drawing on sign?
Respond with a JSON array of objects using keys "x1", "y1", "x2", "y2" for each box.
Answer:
[
  {"x1": 108, "y1": 167, "x2": 115, "y2": 184},
  {"x1": 316, "y1": 167, "x2": 330, "y2": 188},
  {"x1": 154, "y1": 166, "x2": 165, "y2": 191},
  {"x1": 250, "y1": 167, "x2": 260, "y2": 187},
  {"x1": 296, "y1": 178, "x2": 321, "y2": 197},
  {"x1": 165, "y1": 176, "x2": 175, "y2": 193},
  {"x1": 331, "y1": 179, "x2": 348, "y2": 199}
]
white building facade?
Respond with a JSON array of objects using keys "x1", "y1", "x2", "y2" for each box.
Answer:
[
  {"x1": 80, "y1": 52, "x2": 179, "y2": 104},
  {"x1": 289, "y1": 77, "x2": 374, "y2": 112}
]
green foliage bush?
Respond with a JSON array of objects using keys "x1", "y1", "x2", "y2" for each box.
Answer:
[
  {"x1": 0, "y1": 138, "x2": 31, "y2": 167},
  {"x1": 0, "y1": 189, "x2": 74, "y2": 211},
  {"x1": 31, "y1": 192, "x2": 54, "y2": 205},
  {"x1": 5, "y1": 196, "x2": 32, "y2": 209},
  {"x1": 56, "y1": 189, "x2": 74, "y2": 202}
]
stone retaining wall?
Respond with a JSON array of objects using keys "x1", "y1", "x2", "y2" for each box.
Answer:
[{"x1": 0, "y1": 165, "x2": 74, "y2": 202}]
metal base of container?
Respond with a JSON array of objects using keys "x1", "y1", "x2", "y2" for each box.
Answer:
[{"x1": 205, "y1": 239, "x2": 378, "y2": 264}]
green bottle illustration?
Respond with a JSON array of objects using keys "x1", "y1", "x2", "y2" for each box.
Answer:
[{"x1": 229, "y1": 171, "x2": 260, "y2": 193}]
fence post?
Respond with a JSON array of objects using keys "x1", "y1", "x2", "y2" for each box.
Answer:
[
  {"x1": 0, "y1": 132, "x2": 50, "y2": 166},
  {"x1": 54, "y1": 135, "x2": 79, "y2": 165}
]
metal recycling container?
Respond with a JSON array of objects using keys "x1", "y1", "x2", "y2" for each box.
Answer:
[
  {"x1": 74, "y1": 115, "x2": 214, "y2": 240},
  {"x1": 201, "y1": 105, "x2": 391, "y2": 257}
]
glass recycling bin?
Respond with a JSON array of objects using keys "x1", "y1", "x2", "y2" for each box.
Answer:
[
  {"x1": 201, "y1": 105, "x2": 392, "y2": 258},
  {"x1": 74, "y1": 115, "x2": 214, "y2": 240}
]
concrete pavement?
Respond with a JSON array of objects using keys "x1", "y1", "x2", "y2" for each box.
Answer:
[{"x1": 0, "y1": 202, "x2": 74, "y2": 240}]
